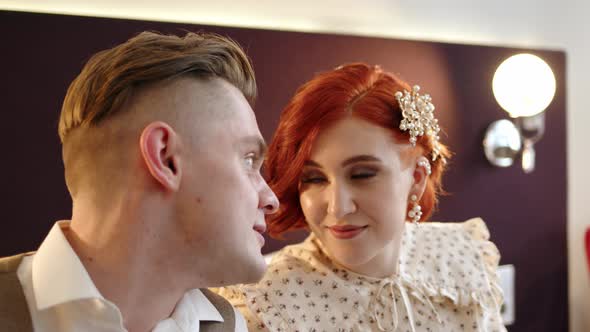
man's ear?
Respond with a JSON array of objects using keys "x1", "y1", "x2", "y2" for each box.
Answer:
[
  {"x1": 139, "y1": 121, "x2": 182, "y2": 192},
  {"x1": 410, "y1": 156, "x2": 429, "y2": 199}
]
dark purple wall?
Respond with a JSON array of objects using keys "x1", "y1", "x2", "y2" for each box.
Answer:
[{"x1": 0, "y1": 10, "x2": 567, "y2": 331}]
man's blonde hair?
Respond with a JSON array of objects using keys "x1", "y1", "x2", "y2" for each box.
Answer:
[
  {"x1": 59, "y1": 31, "x2": 256, "y2": 142},
  {"x1": 58, "y1": 31, "x2": 256, "y2": 197}
]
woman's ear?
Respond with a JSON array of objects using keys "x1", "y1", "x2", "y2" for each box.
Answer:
[
  {"x1": 139, "y1": 121, "x2": 183, "y2": 192},
  {"x1": 411, "y1": 156, "x2": 430, "y2": 200}
]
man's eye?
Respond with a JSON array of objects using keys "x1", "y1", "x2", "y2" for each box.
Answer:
[{"x1": 244, "y1": 156, "x2": 255, "y2": 168}]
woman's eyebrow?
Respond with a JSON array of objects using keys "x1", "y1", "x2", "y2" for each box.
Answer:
[
  {"x1": 341, "y1": 155, "x2": 381, "y2": 167},
  {"x1": 303, "y1": 160, "x2": 322, "y2": 168},
  {"x1": 303, "y1": 155, "x2": 382, "y2": 169}
]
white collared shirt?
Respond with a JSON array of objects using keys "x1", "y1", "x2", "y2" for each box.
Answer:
[{"x1": 16, "y1": 221, "x2": 247, "y2": 332}]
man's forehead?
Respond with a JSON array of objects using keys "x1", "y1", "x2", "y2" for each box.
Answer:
[
  {"x1": 135, "y1": 76, "x2": 247, "y2": 116},
  {"x1": 175, "y1": 77, "x2": 240, "y2": 117},
  {"x1": 181, "y1": 79, "x2": 262, "y2": 144},
  {"x1": 237, "y1": 134, "x2": 268, "y2": 152}
]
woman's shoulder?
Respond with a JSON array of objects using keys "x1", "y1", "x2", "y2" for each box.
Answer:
[
  {"x1": 215, "y1": 237, "x2": 324, "y2": 299},
  {"x1": 400, "y1": 217, "x2": 503, "y2": 310},
  {"x1": 218, "y1": 238, "x2": 341, "y2": 331},
  {"x1": 254, "y1": 237, "x2": 332, "y2": 286}
]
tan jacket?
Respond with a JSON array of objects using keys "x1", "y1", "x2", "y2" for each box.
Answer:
[{"x1": 0, "y1": 253, "x2": 235, "y2": 332}]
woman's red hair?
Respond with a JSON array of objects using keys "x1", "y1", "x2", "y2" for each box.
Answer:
[{"x1": 265, "y1": 63, "x2": 450, "y2": 238}]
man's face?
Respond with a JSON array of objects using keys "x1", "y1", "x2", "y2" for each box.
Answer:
[{"x1": 164, "y1": 78, "x2": 278, "y2": 285}]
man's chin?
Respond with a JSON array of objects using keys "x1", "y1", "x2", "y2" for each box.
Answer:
[
  {"x1": 241, "y1": 256, "x2": 268, "y2": 284},
  {"x1": 219, "y1": 255, "x2": 267, "y2": 286}
]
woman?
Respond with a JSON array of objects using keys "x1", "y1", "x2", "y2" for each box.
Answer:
[{"x1": 218, "y1": 63, "x2": 505, "y2": 331}]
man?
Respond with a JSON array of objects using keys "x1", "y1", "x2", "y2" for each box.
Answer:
[{"x1": 0, "y1": 31, "x2": 279, "y2": 331}]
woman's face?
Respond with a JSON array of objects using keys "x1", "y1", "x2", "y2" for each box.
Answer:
[{"x1": 299, "y1": 117, "x2": 418, "y2": 277}]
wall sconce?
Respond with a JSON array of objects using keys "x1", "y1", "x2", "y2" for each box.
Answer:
[{"x1": 483, "y1": 53, "x2": 556, "y2": 173}]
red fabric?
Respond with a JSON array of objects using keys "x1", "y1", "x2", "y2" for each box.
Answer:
[{"x1": 586, "y1": 228, "x2": 590, "y2": 272}]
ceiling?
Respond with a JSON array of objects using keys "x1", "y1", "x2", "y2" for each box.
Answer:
[{"x1": 0, "y1": 0, "x2": 562, "y2": 49}]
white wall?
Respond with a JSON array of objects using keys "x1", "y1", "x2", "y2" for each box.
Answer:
[
  {"x1": 559, "y1": 4, "x2": 590, "y2": 332},
  {"x1": 2, "y1": 1, "x2": 589, "y2": 330}
]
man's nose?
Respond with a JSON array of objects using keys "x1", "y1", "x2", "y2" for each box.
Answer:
[{"x1": 260, "y1": 180, "x2": 279, "y2": 214}]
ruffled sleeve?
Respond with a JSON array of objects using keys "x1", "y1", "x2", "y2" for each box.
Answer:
[
  {"x1": 464, "y1": 218, "x2": 504, "y2": 309},
  {"x1": 399, "y1": 218, "x2": 504, "y2": 314}
]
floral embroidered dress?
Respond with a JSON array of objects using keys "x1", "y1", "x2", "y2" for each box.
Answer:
[{"x1": 217, "y1": 218, "x2": 506, "y2": 332}]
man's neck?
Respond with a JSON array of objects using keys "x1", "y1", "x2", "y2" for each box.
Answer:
[{"x1": 64, "y1": 217, "x2": 192, "y2": 332}]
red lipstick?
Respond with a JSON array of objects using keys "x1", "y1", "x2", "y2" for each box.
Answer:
[{"x1": 327, "y1": 225, "x2": 367, "y2": 239}]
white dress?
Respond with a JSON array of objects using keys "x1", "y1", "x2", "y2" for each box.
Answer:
[{"x1": 217, "y1": 218, "x2": 506, "y2": 332}]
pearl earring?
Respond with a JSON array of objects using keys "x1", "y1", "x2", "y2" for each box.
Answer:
[
  {"x1": 417, "y1": 160, "x2": 432, "y2": 175},
  {"x1": 408, "y1": 194, "x2": 422, "y2": 224}
]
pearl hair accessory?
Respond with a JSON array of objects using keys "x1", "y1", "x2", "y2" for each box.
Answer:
[
  {"x1": 417, "y1": 160, "x2": 432, "y2": 176},
  {"x1": 408, "y1": 194, "x2": 422, "y2": 224},
  {"x1": 395, "y1": 85, "x2": 444, "y2": 162}
]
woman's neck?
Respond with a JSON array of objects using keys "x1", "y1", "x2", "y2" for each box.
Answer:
[{"x1": 313, "y1": 234, "x2": 402, "y2": 279}]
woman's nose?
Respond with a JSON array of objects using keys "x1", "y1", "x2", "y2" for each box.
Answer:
[{"x1": 326, "y1": 183, "x2": 357, "y2": 219}]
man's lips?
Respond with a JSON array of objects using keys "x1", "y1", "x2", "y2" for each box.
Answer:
[
  {"x1": 326, "y1": 225, "x2": 368, "y2": 239},
  {"x1": 253, "y1": 223, "x2": 266, "y2": 247},
  {"x1": 253, "y1": 223, "x2": 267, "y2": 234}
]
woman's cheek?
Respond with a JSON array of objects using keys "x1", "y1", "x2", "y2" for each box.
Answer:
[{"x1": 300, "y1": 192, "x2": 322, "y2": 225}]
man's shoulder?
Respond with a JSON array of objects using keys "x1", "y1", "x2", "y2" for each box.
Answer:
[
  {"x1": 0, "y1": 252, "x2": 35, "y2": 274},
  {"x1": 201, "y1": 288, "x2": 234, "y2": 310},
  {"x1": 199, "y1": 288, "x2": 237, "y2": 332},
  {"x1": 0, "y1": 252, "x2": 34, "y2": 332}
]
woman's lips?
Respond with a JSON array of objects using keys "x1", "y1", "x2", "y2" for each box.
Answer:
[{"x1": 327, "y1": 225, "x2": 368, "y2": 239}]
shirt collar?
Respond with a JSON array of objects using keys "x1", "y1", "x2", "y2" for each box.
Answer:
[
  {"x1": 155, "y1": 289, "x2": 223, "y2": 332},
  {"x1": 32, "y1": 221, "x2": 225, "y2": 331},
  {"x1": 32, "y1": 221, "x2": 104, "y2": 310}
]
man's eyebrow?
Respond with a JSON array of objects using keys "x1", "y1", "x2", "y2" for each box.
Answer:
[
  {"x1": 239, "y1": 135, "x2": 268, "y2": 156},
  {"x1": 303, "y1": 155, "x2": 382, "y2": 168}
]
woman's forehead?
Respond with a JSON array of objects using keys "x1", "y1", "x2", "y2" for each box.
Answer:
[{"x1": 307, "y1": 118, "x2": 407, "y2": 166}]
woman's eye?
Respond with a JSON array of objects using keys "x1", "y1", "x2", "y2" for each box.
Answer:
[
  {"x1": 351, "y1": 171, "x2": 376, "y2": 179},
  {"x1": 301, "y1": 177, "x2": 325, "y2": 184},
  {"x1": 300, "y1": 173, "x2": 326, "y2": 184}
]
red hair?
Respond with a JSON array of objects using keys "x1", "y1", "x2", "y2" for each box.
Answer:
[{"x1": 265, "y1": 63, "x2": 450, "y2": 238}]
